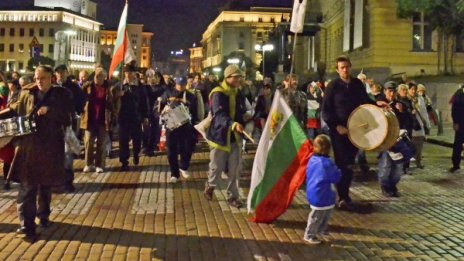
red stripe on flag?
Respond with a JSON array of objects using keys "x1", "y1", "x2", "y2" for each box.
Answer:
[
  {"x1": 251, "y1": 139, "x2": 313, "y2": 223},
  {"x1": 109, "y1": 34, "x2": 127, "y2": 79}
]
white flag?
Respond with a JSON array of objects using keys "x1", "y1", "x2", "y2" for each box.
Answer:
[
  {"x1": 290, "y1": 0, "x2": 307, "y2": 33},
  {"x1": 124, "y1": 31, "x2": 137, "y2": 64}
]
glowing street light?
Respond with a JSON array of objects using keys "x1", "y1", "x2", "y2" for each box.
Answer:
[{"x1": 255, "y1": 43, "x2": 274, "y2": 77}]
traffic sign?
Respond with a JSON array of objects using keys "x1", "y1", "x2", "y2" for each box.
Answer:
[{"x1": 30, "y1": 36, "x2": 40, "y2": 47}]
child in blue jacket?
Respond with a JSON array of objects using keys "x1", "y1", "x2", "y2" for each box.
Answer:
[{"x1": 304, "y1": 134, "x2": 342, "y2": 244}]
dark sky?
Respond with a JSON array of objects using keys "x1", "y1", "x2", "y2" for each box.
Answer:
[{"x1": 0, "y1": 0, "x2": 292, "y2": 60}]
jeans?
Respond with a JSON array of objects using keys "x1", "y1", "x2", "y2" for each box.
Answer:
[
  {"x1": 304, "y1": 208, "x2": 333, "y2": 239},
  {"x1": 452, "y1": 128, "x2": 464, "y2": 169},
  {"x1": 84, "y1": 126, "x2": 108, "y2": 168},
  {"x1": 377, "y1": 152, "x2": 403, "y2": 192},
  {"x1": 17, "y1": 183, "x2": 51, "y2": 232},
  {"x1": 64, "y1": 152, "x2": 74, "y2": 186},
  {"x1": 166, "y1": 124, "x2": 196, "y2": 178}
]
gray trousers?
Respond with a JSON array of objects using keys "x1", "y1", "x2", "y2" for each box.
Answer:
[
  {"x1": 304, "y1": 208, "x2": 333, "y2": 239},
  {"x1": 17, "y1": 183, "x2": 51, "y2": 232},
  {"x1": 207, "y1": 143, "x2": 241, "y2": 200}
]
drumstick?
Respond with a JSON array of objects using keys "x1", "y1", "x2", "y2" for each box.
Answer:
[
  {"x1": 358, "y1": 123, "x2": 368, "y2": 129},
  {"x1": 242, "y1": 131, "x2": 256, "y2": 144}
]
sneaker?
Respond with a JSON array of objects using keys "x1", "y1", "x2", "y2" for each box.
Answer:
[
  {"x1": 303, "y1": 237, "x2": 322, "y2": 245},
  {"x1": 449, "y1": 166, "x2": 460, "y2": 173},
  {"x1": 95, "y1": 167, "x2": 104, "y2": 173},
  {"x1": 83, "y1": 165, "x2": 94, "y2": 173},
  {"x1": 180, "y1": 169, "x2": 190, "y2": 179},
  {"x1": 227, "y1": 198, "x2": 243, "y2": 209},
  {"x1": 170, "y1": 176, "x2": 178, "y2": 183},
  {"x1": 204, "y1": 185, "x2": 215, "y2": 201}
]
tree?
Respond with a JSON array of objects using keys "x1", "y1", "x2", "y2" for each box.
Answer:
[
  {"x1": 218, "y1": 51, "x2": 257, "y2": 80},
  {"x1": 397, "y1": 0, "x2": 464, "y2": 74},
  {"x1": 27, "y1": 56, "x2": 55, "y2": 72}
]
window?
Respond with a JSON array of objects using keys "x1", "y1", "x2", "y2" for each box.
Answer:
[
  {"x1": 9, "y1": 44, "x2": 14, "y2": 52},
  {"x1": 257, "y1": 32, "x2": 263, "y2": 38},
  {"x1": 143, "y1": 56, "x2": 147, "y2": 60},
  {"x1": 142, "y1": 48, "x2": 147, "y2": 53},
  {"x1": 19, "y1": 44, "x2": 24, "y2": 52},
  {"x1": 48, "y1": 44, "x2": 54, "y2": 53},
  {"x1": 39, "y1": 44, "x2": 43, "y2": 52},
  {"x1": 19, "y1": 28, "x2": 24, "y2": 37},
  {"x1": 239, "y1": 31, "x2": 244, "y2": 38},
  {"x1": 18, "y1": 62, "x2": 24, "y2": 70},
  {"x1": 9, "y1": 28, "x2": 14, "y2": 36},
  {"x1": 456, "y1": 32, "x2": 464, "y2": 52},
  {"x1": 39, "y1": 28, "x2": 44, "y2": 37},
  {"x1": 258, "y1": 17, "x2": 263, "y2": 22},
  {"x1": 0, "y1": 44, "x2": 4, "y2": 52},
  {"x1": 271, "y1": 17, "x2": 275, "y2": 23},
  {"x1": 0, "y1": 28, "x2": 4, "y2": 36},
  {"x1": 412, "y1": 12, "x2": 432, "y2": 51},
  {"x1": 239, "y1": 42, "x2": 245, "y2": 50},
  {"x1": 49, "y1": 28, "x2": 54, "y2": 37},
  {"x1": 29, "y1": 28, "x2": 34, "y2": 36},
  {"x1": 240, "y1": 17, "x2": 244, "y2": 22}
]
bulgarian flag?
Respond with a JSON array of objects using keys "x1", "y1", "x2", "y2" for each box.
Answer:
[
  {"x1": 247, "y1": 90, "x2": 313, "y2": 223},
  {"x1": 109, "y1": 1, "x2": 129, "y2": 79}
]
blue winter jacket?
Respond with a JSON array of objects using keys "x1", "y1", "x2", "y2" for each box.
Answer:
[{"x1": 306, "y1": 155, "x2": 342, "y2": 209}]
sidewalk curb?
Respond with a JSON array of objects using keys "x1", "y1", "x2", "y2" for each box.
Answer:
[{"x1": 427, "y1": 138, "x2": 453, "y2": 148}]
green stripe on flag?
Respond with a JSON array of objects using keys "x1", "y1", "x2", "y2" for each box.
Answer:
[{"x1": 250, "y1": 115, "x2": 307, "y2": 209}]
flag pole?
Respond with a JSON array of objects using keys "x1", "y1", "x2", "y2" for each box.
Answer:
[
  {"x1": 289, "y1": 32, "x2": 298, "y2": 75},
  {"x1": 121, "y1": 0, "x2": 128, "y2": 86}
]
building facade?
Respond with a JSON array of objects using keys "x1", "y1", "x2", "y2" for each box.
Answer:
[
  {"x1": 201, "y1": 7, "x2": 291, "y2": 71},
  {"x1": 100, "y1": 24, "x2": 154, "y2": 69},
  {"x1": 189, "y1": 45, "x2": 203, "y2": 74},
  {"x1": 311, "y1": 0, "x2": 464, "y2": 79},
  {"x1": 0, "y1": 4, "x2": 101, "y2": 73}
]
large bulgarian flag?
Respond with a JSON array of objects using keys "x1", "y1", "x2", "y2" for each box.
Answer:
[
  {"x1": 247, "y1": 90, "x2": 313, "y2": 223},
  {"x1": 109, "y1": 1, "x2": 129, "y2": 79}
]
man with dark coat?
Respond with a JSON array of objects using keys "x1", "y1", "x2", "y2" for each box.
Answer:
[
  {"x1": 54, "y1": 64, "x2": 85, "y2": 192},
  {"x1": 2, "y1": 65, "x2": 73, "y2": 242},
  {"x1": 115, "y1": 66, "x2": 149, "y2": 171},
  {"x1": 161, "y1": 77, "x2": 198, "y2": 183},
  {"x1": 450, "y1": 85, "x2": 464, "y2": 173},
  {"x1": 321, "y1": 56, "x2": 385, "y2": 211}
]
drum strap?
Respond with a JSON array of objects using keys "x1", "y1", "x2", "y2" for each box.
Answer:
[{"x1": 30, "y1": 88, "x2": 55, "y2": 118}]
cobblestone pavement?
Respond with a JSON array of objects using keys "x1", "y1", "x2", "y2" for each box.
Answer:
[{"x1": 0, "y1": 142, "x2": 463, "y2": 260}]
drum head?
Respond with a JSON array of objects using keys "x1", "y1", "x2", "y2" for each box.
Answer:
[
  {"x1": 0, "y1": 137, "x2": 13, "y2": 149},
  {"x1": 348, "y1": 104, "x2": 388, "y2": 151}
]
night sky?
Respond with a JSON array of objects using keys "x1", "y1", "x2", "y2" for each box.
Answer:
[{"x1": 0, "y1": 0, "x2": 292, "y2": 60}]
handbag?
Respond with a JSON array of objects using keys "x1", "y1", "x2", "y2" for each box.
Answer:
[
  {"x1": 65, "y1": 126, "x2": 81, "y2": 155},
  {"x1": 194, "y1": 111, "x2": 212, "y2": 141}
]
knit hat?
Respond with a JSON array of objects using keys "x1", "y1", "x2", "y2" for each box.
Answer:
[{"x1": 224, "y1": 65, "x2": 243, "y2": 78}]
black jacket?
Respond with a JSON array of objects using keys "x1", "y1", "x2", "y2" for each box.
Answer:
[
  {"x1": 452, "y1": 88, "x2": 464, "y2": 125},
  {"x1": 60, "y1": 78, "x2": 85, "y2": 115},
  {"x1": 118, "y1": 83, "x2": 149, "y2": 124},
  {"x1": 321, "y1": 77, "x2": 373, "y2": 129},
  {"x1": 146, "y1": 83, "x2": 167, "y2": 116}
]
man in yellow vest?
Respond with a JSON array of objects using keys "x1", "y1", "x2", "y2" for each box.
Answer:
[{"x1": 204, "y1": 65, "x2": 247, "y2": 208}]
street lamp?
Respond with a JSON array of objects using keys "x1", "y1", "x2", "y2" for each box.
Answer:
[
  {"x1": 227, "y1": 58, "x2": 240, "y2": 64},
  {"x1": 255, "y1": 44, "x2": 274, "y2": 77}
]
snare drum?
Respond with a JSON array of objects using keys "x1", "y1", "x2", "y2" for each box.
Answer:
[
  {"x1": 160, "y1": 104, "x2": 191, "y2": 130},
  {"x1": 347, "y1": 104, "x2": 400, "y2": 152},
  {"x1": 0, "y1": 116, "x2": 37, "y2": 138}
]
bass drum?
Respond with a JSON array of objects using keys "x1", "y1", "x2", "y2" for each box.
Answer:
[{"x1": 347, "y1": 104, "x2": 400, "y2": 152}]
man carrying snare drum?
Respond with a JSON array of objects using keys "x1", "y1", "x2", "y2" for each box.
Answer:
[
  {"x1": 322, "y1": 56, "x2": 387, "y2": 211},
  {"x1": 161, "y1": 77, "x2": 198, "y2": 183}
]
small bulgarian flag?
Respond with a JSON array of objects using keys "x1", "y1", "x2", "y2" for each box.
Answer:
[
  {"x1": 109, "y1": 1, "x2": 129, "y2": 79},
  {"x1": 247, "y1": 90, "x2": 313, "y2": 223}
]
